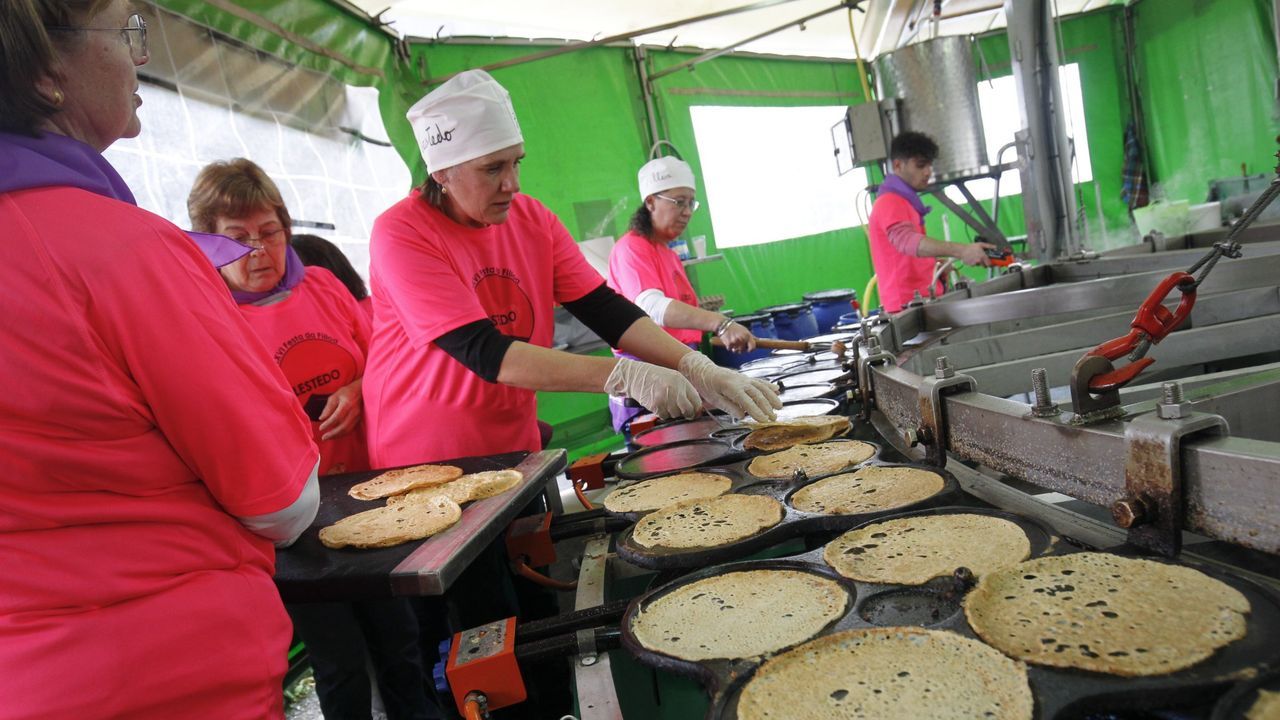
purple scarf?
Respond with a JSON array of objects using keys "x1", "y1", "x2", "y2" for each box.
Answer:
[
  {"x1": 877, "y1": 173, "x2": 932, "y2": 218},
  {"x1": 189, "y1": 231, "x2": 308, "y2": 305},
  {"x1": 0, "y1": 130, "x2": 253, "y2": 269}
]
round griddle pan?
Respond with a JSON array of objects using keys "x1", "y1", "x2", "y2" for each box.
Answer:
[
  {"x1": 627, "y1": 402, "x2": 847, "y2": 453},
  {"x1": 618, "y1": 509, "x2": 1280, "y2": 720},
  {"x1": 1211, "y1": 666, "x2": 1280, "y2": 719},
  {"x1": 615, "y1": 456, "x2": 972, "y2": 570}
]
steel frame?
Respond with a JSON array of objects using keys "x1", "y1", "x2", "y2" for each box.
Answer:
[{"x1": 861, "y1": 242, "x2": 1280, "y2": 555}]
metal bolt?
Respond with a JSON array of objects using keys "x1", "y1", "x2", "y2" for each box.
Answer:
[
  {"x1": 1156, "y1": 381, "x2": 1190, "y2": 419},
  {"x1": 1030, "y1": 368, "x2": 1059, "y2": 417},
  {"x1": 903, "y1": 428, "x2": 920, "y2": 447},
  {"x1": 579, "y1": 655, "x2": 598, "y2": 667},
  {"x1": 867, "y1": 336, "x2": 881, "y2": 352},
  {"x1": 1111, "y1": 496, "x2": 1150, "y2": 528},
  {"x1": 935, "y1": 356, "x2": 954, "y2": 379}
]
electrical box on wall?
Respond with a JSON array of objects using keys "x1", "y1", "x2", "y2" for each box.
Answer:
[{"x1": 846, "y1": 102, "x2": 889, "y2": 166}]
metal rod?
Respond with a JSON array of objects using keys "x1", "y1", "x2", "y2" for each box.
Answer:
[
  {"x1": 633, "y1": 47, "x2": 662, "y2": 153},
  {"x1": 420, "y1": 0, "x2": 810, "y2": 85},
  {"x1": 648, "y1": 2, "x2": 857, "y2": 81}
]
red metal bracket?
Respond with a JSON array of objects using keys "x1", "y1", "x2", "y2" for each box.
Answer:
[
  {"x1": 446, "y1": 618, "x2": 525, "y2": 714},
  {"x1": 505, "y1": 512, "x2": 555, "y2": 568},
  {"x1": 1083, "y1": 272, "x2": 1197, "y2": 393},
  {"x1": 567, "y1": 451, "x2": 608, "y2": 490}
]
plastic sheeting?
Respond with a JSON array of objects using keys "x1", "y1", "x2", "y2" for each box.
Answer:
[
  {"x1": 105, "y1": 3, "x2": 410, "y2": 278},
  {"x1": 1134, "y1": 0, "x2": 1280, "y2": 204}
]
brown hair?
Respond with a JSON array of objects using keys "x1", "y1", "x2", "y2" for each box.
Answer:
[
  {"x1": 187, "y1": 158, "x2": 293, "y2": 236},
  {"x1": 0, "y1": 0, "x2": 114, "y2": 135}
]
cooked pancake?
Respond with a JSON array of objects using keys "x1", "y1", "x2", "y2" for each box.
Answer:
[
  {"x1": 349, "y1": 463, "x2": 464, "y2": 500},
  {"x1": 603, "y1": 472, "x2": 734, "y2": 514},
  {"x1": 631, "y1": 494, "x2": 783, "y2": 549},
  {"x1": 825, "y1": 513, "x2": 1030, "y2": 585},
  {"x1": 1247, "y1": 689, "x2": 1280, "y2": 720},
  {"x1": 630, "y1": 569, "x2": 848, "y2": 660},
  {"x1": 737, "y1": 627, "x2": 1033, "y2": 720},
  {"x1": 965, "y1": 552, "x2": 1250, "y2": 677},
  {"x1": 791, "y1": 465, "x2": 944, "y2": 515},
  {"x1": 318, "y1": 496, "x2": 462, "y2": 549},
  {"x1": 387, "y1": 469, "x2": 523, "y2": 507},
  {"x1": 743, "y1": 416, "x2": 851, "y2": 452},
  {"x1": 747, "y1": 441, "x2": 876, "y2": 479}
]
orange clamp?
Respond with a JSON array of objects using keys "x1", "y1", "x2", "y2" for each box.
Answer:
[{"x1": 1085, "y1": 272, "x2": 1197, "y2": 392}]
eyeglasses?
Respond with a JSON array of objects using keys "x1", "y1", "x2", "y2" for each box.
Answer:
[
  {"x1": 228, "y1": 228, "x2": 287, "y2": 251},
  {"x1": 47, "y1": 13, "x2": 148, "y2": 64},
  {"x1": 655, "y1": 194, "x2": 700, "y2": 213}
]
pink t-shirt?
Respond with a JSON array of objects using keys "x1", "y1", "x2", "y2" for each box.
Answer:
[
  {"x1": 607, "y1": 230, "x2": 701, "y2": 346},
  {"x1": 868, "y1": 192, "x2": 942, "y2": 312},
  {"x1": 0, "y1": 186, "x2": 316, "y2": 719},
  {"x1": 359, "y1": 295, "x2": 374, "y2": 322},
  {"x1": 365, "y1": 192, "x2": 604, "y2": 466},
  {"x1": 236, "y1": 267, "x2": 372, "y2": 476}
]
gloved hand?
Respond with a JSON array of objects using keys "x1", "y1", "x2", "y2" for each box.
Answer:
[
  {"x1": 718, "y1": 320, "x2": 757, "y2": 354},
  {"x1": 604, "y1": 358, "x2": 702, "y2": 421},
  {"x1": 678, "y1": 352, "x2": 782, "y2": 422}
]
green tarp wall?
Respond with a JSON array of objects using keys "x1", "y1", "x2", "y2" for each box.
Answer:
[{"x1": 151, "y1": 0, "x2": 1279, "y2": 455}]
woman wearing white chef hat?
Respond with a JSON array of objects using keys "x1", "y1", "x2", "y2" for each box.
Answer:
[
  {"x1": 363, "y1": 70, "x2": 781, "y2": 467},
  {"x1": 605, "y1": 155, "x2": 759, "y2": 431}
]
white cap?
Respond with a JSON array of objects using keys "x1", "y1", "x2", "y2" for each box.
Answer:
[
  {"x1": 407, "y1": 70, "x2": 523, "y2": 173},
  {"x1": 638, "y1": 156, "x2": 696, "y2": 200}
]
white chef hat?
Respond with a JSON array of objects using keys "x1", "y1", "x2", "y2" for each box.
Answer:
[
  {"x1": 638, "y1": 156, "x2": 696, "y2": 200},
  {"x1": 407, "y1": 69, "x2": 524, "y2": 173}
]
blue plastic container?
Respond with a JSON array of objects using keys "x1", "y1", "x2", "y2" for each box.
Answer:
[
  {"x1": 712, "y1": 312, "x2": 776, "y2": 368},
  {"x1": 803, "y1": 289, "x2": 859, "y2": 333},
  {"x1": 756, "y1": 303, "x2": 819, "y2": 341},
  {"x1": 836, "y1": 310, "x2": 862, "y2": 329}
]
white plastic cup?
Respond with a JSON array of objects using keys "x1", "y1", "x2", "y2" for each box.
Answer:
[{"x1": 691, "y1": 235, "x2": 707, "y2": 258}]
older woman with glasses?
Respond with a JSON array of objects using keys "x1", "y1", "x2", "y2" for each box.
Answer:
[
  {"x1": 0, "y1": 2, "x2": 318, "y2": 718},
  {"x1": 187, "y1": 158, "x2": 441, "y2": 720},
  {"x1": 605, "y1": 156, "x2": 759, "y2": 431},
  {"x1": 188, "y1": 158, "x2": 370, "y2": 475}
]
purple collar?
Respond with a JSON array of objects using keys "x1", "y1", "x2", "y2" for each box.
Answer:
[
  {"x1": 0, "y1": 130, "x2": 254, "y2": 270},
  {"x1": 185, "y1": 230, "x2": 308, "y2": 304},
  {"x1": 877, "y1": 173, "x2": 932, "y2": 218},
  {"x1": 223, "y1": 247, "x2": 307, "y2": 305}
]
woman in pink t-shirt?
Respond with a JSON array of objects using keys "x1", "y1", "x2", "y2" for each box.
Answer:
[
  {"x1": 0, "y1": 3, "x2": 318, "y2": 718},
  {"x1": 606, "y1": 156, "x2": 759, "y2": 430},
  {"x1": 188, "y1": 160, "x2": 439, "y2": 720},
  {"x1": 366, "y1": 70, "x2": 782, "y2": 467}
]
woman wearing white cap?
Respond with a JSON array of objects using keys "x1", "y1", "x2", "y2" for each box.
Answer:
[
  {"x1": 364, "y1": 70, "x2": 781, "y2": 467},
  {"x1": 606, "y1": 156, "x2": 758, "y2": 431}
]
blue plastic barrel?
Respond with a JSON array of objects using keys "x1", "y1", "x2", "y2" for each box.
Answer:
[
  {"x1": 756, "y1": 303, "x2": 819, "y2": 341},
  {"x1": 802, "y1": 289, "x2": 859, "y2": 333},
  {"x1": 712, "y1": 312, "x2": 775, "y2": 368},
  {"x1": 836, "y1": 310, "x2": 862, "y2": 329}
]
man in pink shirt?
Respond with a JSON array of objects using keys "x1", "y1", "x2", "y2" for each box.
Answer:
[{"x1": 867, "y1": 131, "x2": 995, "y2": 312}]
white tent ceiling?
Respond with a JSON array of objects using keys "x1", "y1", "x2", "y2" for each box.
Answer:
[{"x1": 345, "y1": 0, "x2": 1112, "y2": 62}]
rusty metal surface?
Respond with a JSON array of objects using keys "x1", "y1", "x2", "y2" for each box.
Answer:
[
  {"x1": 1121, "y1": 411, "x2": 1229, "y2": 557},
  {"x1": 867, "y1": 361, "x2": 1280, "y2": 554}
]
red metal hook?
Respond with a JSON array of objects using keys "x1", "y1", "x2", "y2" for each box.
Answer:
[{"x1": 1084, "y1": 272, "x2": 1197, "y2": 393}]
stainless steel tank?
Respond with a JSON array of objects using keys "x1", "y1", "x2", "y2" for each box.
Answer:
[{"x1": 875, "y1": 36, "x2": 988, "y2": 181}]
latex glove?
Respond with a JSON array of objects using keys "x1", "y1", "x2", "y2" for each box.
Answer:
[
  {"x1": 956, "y1": 241, "x2": 997, "y2": 267},
  {"x1": 678, "y1": 352, "x2": 782, "y2": 423},
  {"x1": 718, "y1": 320, "x2": 757, "y2": 354},
  {"x1": 318, "y1": 379, "x2": 362, "y2": 441},
  {"x1": 604, "y1": 358, "x2": 702, "y2": 420}
]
